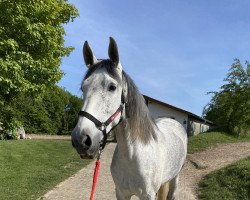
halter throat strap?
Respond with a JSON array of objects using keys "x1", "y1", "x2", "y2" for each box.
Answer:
[{"x1": 78, "y1": 92, "x2": 126, "y2": 150}]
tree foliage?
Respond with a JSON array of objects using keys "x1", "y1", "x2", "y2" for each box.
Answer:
[
  {"x1": 1, "y1": 86, "x2": 82, "y2": 137},
  {"x1": 0, "y1": 0, "x2": 78, "y2": 97},
  {"x1": 203, "y1": 59, "x2": 250, "y2": 136},
  {"x1": 0, "y1": 0, "x2": 79, "y2": 135}
]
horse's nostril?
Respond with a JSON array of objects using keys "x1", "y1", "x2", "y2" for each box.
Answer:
[{"x1": 84, "y1": 135, "x2": 92, "y2": 147}]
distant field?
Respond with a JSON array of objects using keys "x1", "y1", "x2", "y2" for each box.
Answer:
[
  {"x1": 199, "y1": 157, "x2": 250, "y2": 200},
  {"x1": 188, "y1": 132, "x2": 250, "y2": 154},
  {"x1": 0, "y1": 140, "x2": 90, "y2": 200}
]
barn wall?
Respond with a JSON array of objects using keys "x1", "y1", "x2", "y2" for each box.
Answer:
[
  {"x1": 188, "y1": 119, "x2": 210, "y2": 136},
  {"x1": 147, "y1": 102, "x2": 188, "y2": 130}
]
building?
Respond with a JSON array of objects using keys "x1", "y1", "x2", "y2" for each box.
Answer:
[{"x1": 144, "y1": 95, "x2": 213, "y2": 136}]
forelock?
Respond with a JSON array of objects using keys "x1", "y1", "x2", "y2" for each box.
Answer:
[{"x1": 84, "y1": 59, "x2": 121, "y2": 82}]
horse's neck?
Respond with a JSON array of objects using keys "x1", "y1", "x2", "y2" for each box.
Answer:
[{"x1": 114, "y1": 120, "x2": 137, "y2": 159}]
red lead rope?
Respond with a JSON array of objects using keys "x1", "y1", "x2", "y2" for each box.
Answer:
[
  {"x1": 89, "y1": 159, "x2": 101, "y2": 200},
  {"x1": 88, "y1": 107, "x2": 121, "y2": 199}
]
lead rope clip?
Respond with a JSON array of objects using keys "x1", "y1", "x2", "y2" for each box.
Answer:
[{"x1": 97, "y1": 148, "x2": 103, "y2": 160}]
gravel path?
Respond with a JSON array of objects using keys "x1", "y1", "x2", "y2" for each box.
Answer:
[
  {"x1": 26, "y1": 134, "x2": 71, "y2": 140},
  {"x1": 39, "y1": 142, "x2": 250, "y2": 200}
]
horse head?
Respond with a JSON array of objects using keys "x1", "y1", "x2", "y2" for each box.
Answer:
[{"x1": 71, "y1": 37, "x2": 126, "y2": 159}]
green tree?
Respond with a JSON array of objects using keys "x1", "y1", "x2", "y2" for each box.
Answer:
[
  {"x1": 61, "y1": 95, "x2": 83, "y2": 134},
  {"x1": 43, "y1": 85, "x2": 70, "y2": 133},
  {"x1": 11, "y1": 93, "x2": 48, "y2": 133},
  {"x1": 203, "y1": 59, "x2": 250, "y2": 136},
  {"x1": 0, "y1": 0, "x2": 78, "y2": 137},
  {"x1": 11, "y1": 86, "x2": 82, "y2": 135}
]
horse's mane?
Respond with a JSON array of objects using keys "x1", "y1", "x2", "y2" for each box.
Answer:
[
  {"x1": 83, "y1": 59, "x2": 157, "y2": 144},
  {"x1": 122, "y1": 71, "x2": 157, "y2": 144}
]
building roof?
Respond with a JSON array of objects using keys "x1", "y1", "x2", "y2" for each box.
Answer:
[{"x1": 143, "y1": 95, "x2": 213, "y2": 125}]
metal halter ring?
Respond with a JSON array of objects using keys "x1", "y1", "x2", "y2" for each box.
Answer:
[
  {"x1": 97, "y1": 147, "x2": 103, "y2": 160},
  {"x1": 98, "y1": 124, "x2": 106, "y2": 131}
]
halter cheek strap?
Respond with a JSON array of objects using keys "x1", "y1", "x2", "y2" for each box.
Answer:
[{"x1": 78, "y1": 92, "x2": 126, "y2": 150}]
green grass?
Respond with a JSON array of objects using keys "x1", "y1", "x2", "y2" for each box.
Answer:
[
  {"x1": 199, "y1": 157, "x2": 250, "y2": 200},
  {"x1": 188, "y1": 132, "x2": 250, "y2": 154},
  {"x1": 0, "y1": 140, "x2": 90, "y2": 200}
]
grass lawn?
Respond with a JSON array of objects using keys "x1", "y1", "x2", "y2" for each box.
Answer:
[
  {"x1": 199, "y1": 157, "x2": 250, "y2": 200},
  {"x1": 188, "y1": 132, "x2": 250, "y2": 154},
  {"x1": 0, "y1": 140, "x2": 90, "y2": 200}
]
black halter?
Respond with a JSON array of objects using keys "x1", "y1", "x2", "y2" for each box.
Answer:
[{"x1": 78, "y1": 92, "x2": 126, "y2": 150}]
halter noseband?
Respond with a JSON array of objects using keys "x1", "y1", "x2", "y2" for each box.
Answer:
[{"x1": 78, "y1": 92, "x2": 126, "y2": 150}]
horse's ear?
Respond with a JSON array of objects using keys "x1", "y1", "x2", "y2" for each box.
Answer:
[
  {"x1": 108, "y1": 37, "x2": 119, "y2": 65},
  {"x1": 83, "y1": 41, "x2": 97, "y2": 68}
]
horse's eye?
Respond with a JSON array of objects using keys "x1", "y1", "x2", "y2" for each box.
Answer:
[{"x1": 108, "y1": 84, "x2": 116, "y2": 92}]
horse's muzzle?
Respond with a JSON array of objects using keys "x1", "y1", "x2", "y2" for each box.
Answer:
[{"x1": 71, "y1": 132, "x2": 93, "y2": 156}]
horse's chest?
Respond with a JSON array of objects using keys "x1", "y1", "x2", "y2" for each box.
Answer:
[
  {"x1": 111, "y1": 148, "x2": 160, "y2": 195},
  {"x1": 111, "y1": 159, "x2": 146, "y2": 195}
]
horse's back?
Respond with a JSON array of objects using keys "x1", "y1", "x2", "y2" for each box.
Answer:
[{"x1": 155, "y1": 117, "x2": 187, "y2": 149}]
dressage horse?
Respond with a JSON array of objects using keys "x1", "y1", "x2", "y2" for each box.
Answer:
[{"x1": 71, "y1": 38, "x2": 187, "y2": 200}]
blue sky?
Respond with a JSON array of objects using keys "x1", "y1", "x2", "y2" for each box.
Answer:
[{"x1": 58, "y1": 0, "x2": 250, "y2": 116}]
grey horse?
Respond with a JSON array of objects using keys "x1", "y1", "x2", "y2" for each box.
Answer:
[{"x1": 72, "y1": 38, "x2": 187, "y2": 200}]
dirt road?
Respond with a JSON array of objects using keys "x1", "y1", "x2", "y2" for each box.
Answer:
[{"x1": 39, "y1": 142, "x2": 250, "y2": 200}]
